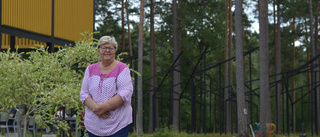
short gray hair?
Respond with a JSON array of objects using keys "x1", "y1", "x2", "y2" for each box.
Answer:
[{"x1": 97, "y1": 36, "x2": 118, "y2": 50}]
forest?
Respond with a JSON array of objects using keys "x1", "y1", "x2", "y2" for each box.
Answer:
[{"x1": 93, "y1": 0, "x2": 320, "y2": 136}]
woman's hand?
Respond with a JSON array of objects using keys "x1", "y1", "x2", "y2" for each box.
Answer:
[
  {"x1": 98, "y1": 111, "x2": 111, "y2": 119},
  {"x1": 93, "y1": 103, "x2": 111, "y2": 119},
  {"x1": 84, "y1": 97, "x2": 111, "y2": 119}
]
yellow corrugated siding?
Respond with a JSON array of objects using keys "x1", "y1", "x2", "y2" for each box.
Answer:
[
  {"x1": 15, "y1": 37, "x2": 47, "y2": 49},
  {"x1": 2, "y1": 0, "x2": 52, "y2": 36},
  {"x1": 1, "y1": 34, "x2": 10, "y2": 49},
  {"x1": 1, "y1": 34, "x2": 57, "y2": 49},
  {"x1": 54, "y1": 0, "x2": 93, "y2": 41},
  {"x1": 1, "y1": 0, "x2": 93, "y2": 50}
]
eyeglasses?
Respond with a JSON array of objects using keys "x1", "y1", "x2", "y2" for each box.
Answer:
[{"x1": 100, "y1": 47, "x2": 115, "y2": 52}]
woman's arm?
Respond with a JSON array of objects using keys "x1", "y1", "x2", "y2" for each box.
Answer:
[
  {"x1": 86, "y1": 97, "x2": 111, "y2": 119},
  {"x1": 84, "y1": 97, "x2": 97, "y2": 111},
  {"x1": 85, "y1": 95, "x2": 123, "y2": 112},
  {"x1": 104, "y1": 94, "x2": 124, "y2": 110},
  {"x1": 80, "y1": 67, "x2": 92, "y2": 105},
  {"x1": 92, "y1": 94, "x2": 124, "y2": 115},
  {"x1": 81, "y1": 66, "x2": 110, "y2": 119},
  {"x1": 93, "y1": 66, "x2": 133, "y2": 117}
]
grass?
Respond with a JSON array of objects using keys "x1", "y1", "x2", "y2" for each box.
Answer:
[
  {"x1": 2, "y1": 129, "x2": 320, "y2": 137},
  {"x1": 129, "y1": 132, "x2": 320, "y2": 137},
  {"x1": 129, "y1": 126, "x2": 320, "y2": 137}
]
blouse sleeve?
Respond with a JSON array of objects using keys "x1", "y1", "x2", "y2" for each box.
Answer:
[
  {"x1": 80, "y1": 66, "x2": 91, "y2": 105},
  {"x1": 116, "y1": 67, "x2": 133, "y2": 105}
]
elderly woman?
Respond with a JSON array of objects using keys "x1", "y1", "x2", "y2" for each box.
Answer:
[{"x1": 80, "y1": 36, "x2": 133, "y2": 137}]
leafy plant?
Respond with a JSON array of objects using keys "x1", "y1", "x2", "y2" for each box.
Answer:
[{"x1": 0, "y1": 32, "x2": 139, "y2": 137}]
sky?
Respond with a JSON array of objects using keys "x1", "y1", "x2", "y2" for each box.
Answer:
[
  {"x1": 243, "y1": 1, "x2": 302, "y2": 46},
  {"x1": 243, "y1": 1, "x2": 260, "y2": 33}
]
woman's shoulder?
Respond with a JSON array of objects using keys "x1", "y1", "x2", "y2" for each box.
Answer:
[
  {"x1": 87, "y1": 62, "x2": 100, "y2": 70},
  {"x1": 116, "y1": 61, "x2": 130, "y2": 71},
  {"x1": 117, "y1": 61, "x2": 128, "y2": 68},
  {"x1": 89, "y1": 62, "x2": 100, "y2": 67},
  {"x1": 86, "y1": 62, "x2": 100, "y2": 76},
  {"x1": 114, "y1": 61, "x2": 129, "y2": 75}
]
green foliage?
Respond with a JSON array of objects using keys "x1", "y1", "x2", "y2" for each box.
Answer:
[
  {"x1": 0, "y1": 32, "x2": 141, "y2": 136},
  {"x1": 148, "y1": 127, "x2": 175, "y2": 137},
  {"x1": 0, "y1": 32, "x2": 91, "y2": 135}
]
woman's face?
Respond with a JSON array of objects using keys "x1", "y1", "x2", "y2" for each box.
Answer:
[{"x1": 98, "y1": 43, "x2": 116, "y2": 61}]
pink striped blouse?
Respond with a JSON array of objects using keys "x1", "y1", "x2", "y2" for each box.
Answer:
[{"x1": 80, "y1": 62, "x2": 133, "y2": 136}]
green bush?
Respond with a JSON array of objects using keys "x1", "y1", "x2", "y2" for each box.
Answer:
[{"x1": 0, "y1": 32, "x2": 98, "y2": 137}]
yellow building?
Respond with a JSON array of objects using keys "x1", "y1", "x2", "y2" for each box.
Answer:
[{"x1": 0, "y1": 0, "x2": 94, "y2": 52}]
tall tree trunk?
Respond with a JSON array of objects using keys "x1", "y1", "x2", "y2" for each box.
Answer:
[
  {"x1": 235, "y1": 0, "x2": 249, "y2": 136},
  {"x1": 242, "y1": 7, "x2": 246, "y2": 79},
  {"x1": 228, "y1": 0, "x2": 234, "y2": 132},
  {"x1": 304, "y1": 16, "x2": 313, "y2": 132},
  {"x1": 292, "y1": 17, "x2": 296, "y2": 133},
  {"x1": 154, "y1": 0, "x2": 160, "y2": 128},
  {"x1": 315, "y1": 2, "x2": 320, "y2": 132},
  {"x1": 224, "y1": 0, "x2": 231, "y2": 133},
  {"x1": 228, "y1": 0, "x2": 233, "y2": 94},
  {"x1": 272, "y1": 1, "x2": 276, "y2": 129},
  {"x1": 309, "y1": 0, "x2": 319, "y2": 134},
  {"x1": 309, "y1": 0, "x2": 315, "y2": 100},
  {"x1": 177, "y1": 0, "x2": 181, "y2": 131},
  {"x1": 125, "y1": 2, "x2": 137, "y2": 131},
  {"x1": 121, "y1": 0, "x2": 126, "y2": 52},
  {"x1": 275, "y1": 0, "x2": 281, "y2": 133},
  {"x1": 172, "y1": 0, "x2": 181, "y2": 131},
  {"x1": 126, "y1": 0, "x2": 132, "y2": 57},
  {"x1": 259, "y1": 0, "x2": 271, "y2": 136},
  {"x1": 136, "y1": 0, "x2": 144, "y2": 135},
  {"x1": 148, "y1": 0, "x2": 157, "y2": 133},
  {"x1": 307, "y1": 51, "x2": 311, "y2": 93},
  {"x1": 126, "y1": 0, "x2": 135, "y2": 91}
]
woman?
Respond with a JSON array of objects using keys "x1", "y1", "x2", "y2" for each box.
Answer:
[{"x1": 80, "y1": 36, "x2": 133, "y2": 137}]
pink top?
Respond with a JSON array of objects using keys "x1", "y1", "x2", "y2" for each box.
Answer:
[{"x1": 80, "y1": 62, "x2": 133, "y2": 136}]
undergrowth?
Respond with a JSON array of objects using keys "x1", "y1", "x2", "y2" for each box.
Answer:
[{"x1": 128, "y1": 127, "x2": 319, "y2": 137}]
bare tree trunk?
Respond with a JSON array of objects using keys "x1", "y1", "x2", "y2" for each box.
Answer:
[
  {"x1": 148, "y1": 0, "x2": 156, "y2": 133},
  {"x1": 126, "y1": 0, "x2": 132, "y2": 57},
  {"x1": 309, "y1": 0, "x2": 315, "y2": 98},
  {"x1": 235, "y1": 0, "x2": 249, "y2": 136},
  {"x1": 176, "y1": 0, "x2": 181, "y2": 131},
  {"x1": 228, "y1": 0, "x2": 234, "y2": 132},
  {"x1": 272, "y1": 1, "x2": 276, "y2": 130},
  {"x1": 242, "y1": 7, "x2": 246, "y2": 78},
  {"x1": 125, "y1": 0, "x2": 134, "y2": 89},
  {"x1": 304, "y1": 16, "x2": 313, "y2": 133},
  {"x1": 315, "y1": 2, "x2": 320, "y2": 132},
  {"x1": 155, "y1": 61, "x2": 159, "y2": 131},
  {"x1": 228, "y1": 0, "x2": 233, "y2": 94},
  {"x1": 309, "y1": 0, "x2": 319, "y2": 134},
  {"x1": 172, "y1": 0, "x2": 181, "y2": 132},
  {"x1": 125, "y1": 1, "x2": 136, "y2": 132},
  {"x1": 275, "y1": 0, "x2": 281, "y2": 133},
  {"x1": 308, "y1": 51, "x2": 311, "y2": 93},
  {"x1": 259, "y1": 0, "x2": 270, "y2": 136},
  {"x1": 121, "y1": 0, "x2": 126, "y2": 52},
  {"x1": 224, "y1": 0, "x2": 231, "y2": 133},
  {"x1": 136, "y1": 0, "x2": 144, "y2": 135},
  {"x1": 292, "y1": 17, "x2": 296, "y2": 133},
  {"x1": 23, "y1": 114, "x2": 28, "y2": 137}
]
